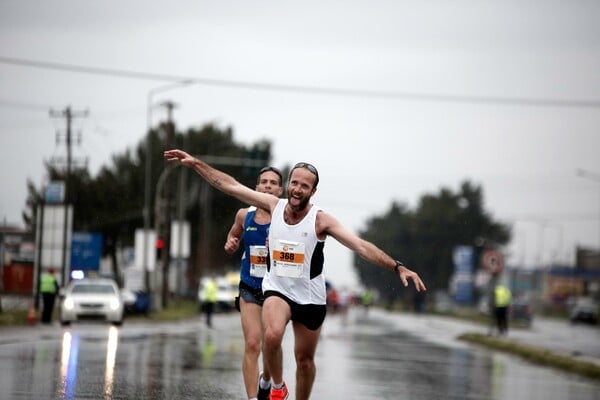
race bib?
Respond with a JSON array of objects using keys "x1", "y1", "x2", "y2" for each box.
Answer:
[
  {"x1": 249, "y1": 245, "x2": 268, "y2": 277},
  {"x1": 272, "y1": 240, "x2": 305, "y2": 278}
]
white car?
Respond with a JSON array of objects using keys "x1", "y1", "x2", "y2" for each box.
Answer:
[
  {"x1": 60, "y1": 278, "x2": 124, "y2": 325},
  {"x1": 569, "y1": 296, "x2": 599, "y2": 325}
]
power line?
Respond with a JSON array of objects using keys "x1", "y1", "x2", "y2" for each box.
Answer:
[
  {"x1": 0, "y1": 99, "x2": 50, "y2": 112},
  {"x1": 1, "y1": 55, "x2": 600, "y2": 109},
  {"x1": 508, "y1": 213, "x2": 599, "y2": 222}
]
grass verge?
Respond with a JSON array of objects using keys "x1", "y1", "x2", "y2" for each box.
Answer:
[
  {"x1": 126, "y1": 299, "x2": 200, "y2": 322},
  {"x1": 0, "y1": 310, "x2": 29, "y2": 327},
  {"x1": 458, "y1": 332, "x2": 600, "y2": 380},
  {"x1": 0, "y1": 299, "x2": 200, "y2": 327}
]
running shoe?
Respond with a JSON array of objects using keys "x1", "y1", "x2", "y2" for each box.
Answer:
[
  {"x1": 257, "y1": 372, "x2": 271, "y2": 400},
  {"x1": 269, "y1": 382, "x2": 288, "y2": 400}
]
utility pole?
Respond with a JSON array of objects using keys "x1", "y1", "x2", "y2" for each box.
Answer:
[
  {"x1": 144, "y1": 80, "x2": 193, "y2": 298},
  {"x1": 49, "y1": 106, "x2": 88, "y2": 285},
  {"x1": 160, "y1": 101, "x2": 176, "y2": 308}
]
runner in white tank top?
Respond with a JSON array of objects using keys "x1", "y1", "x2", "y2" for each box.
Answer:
[{"x1": 262, "y1": 199, "x2": 326, "y2": 305}]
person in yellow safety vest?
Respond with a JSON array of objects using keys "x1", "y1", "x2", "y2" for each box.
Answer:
[
  {"x1": 40, "y1": 268, "x2": 60, "y2": 324},
  {"x1": 494, "y1": 284, "x2": 512, "y2": 335},
  {"x1": 203, "y1": 277, "x2": 218, "y2": 328},
  {"x1": 361, "y1": 289, "x2": 374, "y2": 316}
]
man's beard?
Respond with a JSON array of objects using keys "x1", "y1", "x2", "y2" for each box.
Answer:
[{"x1": 288, "y1": 194, "x2": 310, "y2": 212}]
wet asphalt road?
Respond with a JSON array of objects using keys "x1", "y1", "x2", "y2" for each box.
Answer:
[{"x1": 0, "y1": 308, "x2": 599, "y2": 400}]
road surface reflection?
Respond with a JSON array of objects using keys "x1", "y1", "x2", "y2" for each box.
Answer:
[{"x1": 0, "y1": 310, "x2": 599, "y2": 399}]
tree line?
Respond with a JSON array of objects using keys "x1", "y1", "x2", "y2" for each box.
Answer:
[{"x1": 354, "y1": 182, "x2": 510, "y2": 303}]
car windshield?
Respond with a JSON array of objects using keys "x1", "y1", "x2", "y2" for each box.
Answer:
[{"x1": 71, "y1": 284, "x2": 116, "y2": 294}]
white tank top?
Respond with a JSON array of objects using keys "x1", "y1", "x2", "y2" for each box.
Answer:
[{"x1": 262, "y1": 199, "x2": 327, "y2": 305}]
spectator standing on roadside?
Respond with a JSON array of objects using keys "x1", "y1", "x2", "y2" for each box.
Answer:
[
  {"x1": 203, "y1": 276, "x2": 218, "y2": 328},
  {"x1": 224, "y1": 166, "x2": 284, "y2": 400},
  {"x1": 40, "y1": 268, "x2": 60, "y2": 324},
  {"x1": 164, "y1": 149, "x2": 426, "y2": 400},
  {"x1": 494, "y1": 283, "x2": 512, "y2": 335},
  {"x1": 361, "y1": 288, "x2": 374, "y2": 316}
]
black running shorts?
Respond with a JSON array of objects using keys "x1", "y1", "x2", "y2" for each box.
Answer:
[
  {"x1": 236, "y1": 280, "x2": 265, "y2": 311},
  {"x1": 264, "y1": 290, "x2": 327, "y2": 331}
]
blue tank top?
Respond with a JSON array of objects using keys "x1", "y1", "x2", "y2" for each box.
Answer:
[{"x1": 240, "y1": 207, "x2": 270, "y2": 289}]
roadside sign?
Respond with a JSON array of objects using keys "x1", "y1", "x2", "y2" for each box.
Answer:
[
  {"x1": 170, "y1": 221, "x2": 190, "y2": 258},
  {"x1": 45, "y1": 181, "x2": 65, "y2": 203},
  {"x1": 70, "y1": 232, "x2": 102, "y2": 270},
  {"x1": 482, "y1": 249, "x2": 504, "y2": 275},
  {"x1": 453, "y1": 246, "x2": 474, "y2": 304},
  {"x1": 134, "y1": 229, "x2": 156, "y2": 270}
]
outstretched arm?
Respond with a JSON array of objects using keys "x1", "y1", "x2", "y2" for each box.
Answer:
[
  {"x1": 317, "y1": 211, "x2": 426, "y2": 292},
  {"x1": 164, "y1": 149, "x2": 278, "y2": 212}
]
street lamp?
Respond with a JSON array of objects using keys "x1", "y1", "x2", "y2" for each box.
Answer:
[
  {"x1": 537, "y1": 220, "x2": 564, "y2": 267},
  {"x1": 142, "y1": 80, "x2": 193, "y2": 296},
  {"x1": 576, "y1": 168, "x2": 600, "y2": 250}
]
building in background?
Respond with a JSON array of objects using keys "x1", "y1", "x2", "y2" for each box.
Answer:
[{"x1": 1, "y1": 225, "x2": 34, "y2": 295}]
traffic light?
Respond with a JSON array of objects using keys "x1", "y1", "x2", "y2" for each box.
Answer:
[{"x1": 156, "y1": 238, "x2": 165, "y2": 260}]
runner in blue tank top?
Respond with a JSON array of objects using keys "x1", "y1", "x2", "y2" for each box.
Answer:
[{"x1": 224, "y1": 166, "x2": 283, "y2": 400}]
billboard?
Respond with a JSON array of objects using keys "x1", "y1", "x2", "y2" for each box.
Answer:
[{"x1": 70, "y1": 232, "x2": 103, "y2": 271}]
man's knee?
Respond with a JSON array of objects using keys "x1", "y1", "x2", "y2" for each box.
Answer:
[
  {"x1": 263, "y1": 326, "x2": 284, "y2": 348},
  {"x1": 294, "y1": 343, "x2": 316, "y2": 366},
  {"x1": 245, "y1": 334, "x2": 262, "y2": 355},
  {"x1": 295, "y1": 354, "x2": 315, "y2": 373}
]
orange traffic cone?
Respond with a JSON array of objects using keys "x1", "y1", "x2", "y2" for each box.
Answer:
[{"x1": 27, "y1": 302, "x2": 37, "y2": 325}]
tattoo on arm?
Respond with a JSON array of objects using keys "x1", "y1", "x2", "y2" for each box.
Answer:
[{"x1": 213, "y1": 178, "x2": 221, "y2": 186}]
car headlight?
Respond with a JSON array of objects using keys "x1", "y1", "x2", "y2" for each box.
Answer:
[
  {"x1": 109, "y1": 298, "x2": 121, "y2": 310},
  {"x1": 64, "y1": 298, "x2": 75, "y2": 310}
]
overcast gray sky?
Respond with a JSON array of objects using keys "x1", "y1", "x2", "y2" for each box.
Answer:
[{"x1": 1, "y1": 0, "x2": 599, "y2": 289}]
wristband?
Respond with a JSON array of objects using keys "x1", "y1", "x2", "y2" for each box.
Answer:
[{"x1": 394, "y1": 260, "x2": 404, "y2": 272}]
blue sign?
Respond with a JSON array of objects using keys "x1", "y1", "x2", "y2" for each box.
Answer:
[
  {"x1": 70, "y1": 232, "x2": 103, "y2": 270},
  {"x1": 453, "y1": 246, "x2": 474, "y2": 273},
  {"x1": 453, "y1": 246, "x2": 474, "y2": 304},
  {"x1": 45, "y1": 181, "x2": 65, "y2": 203}
]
